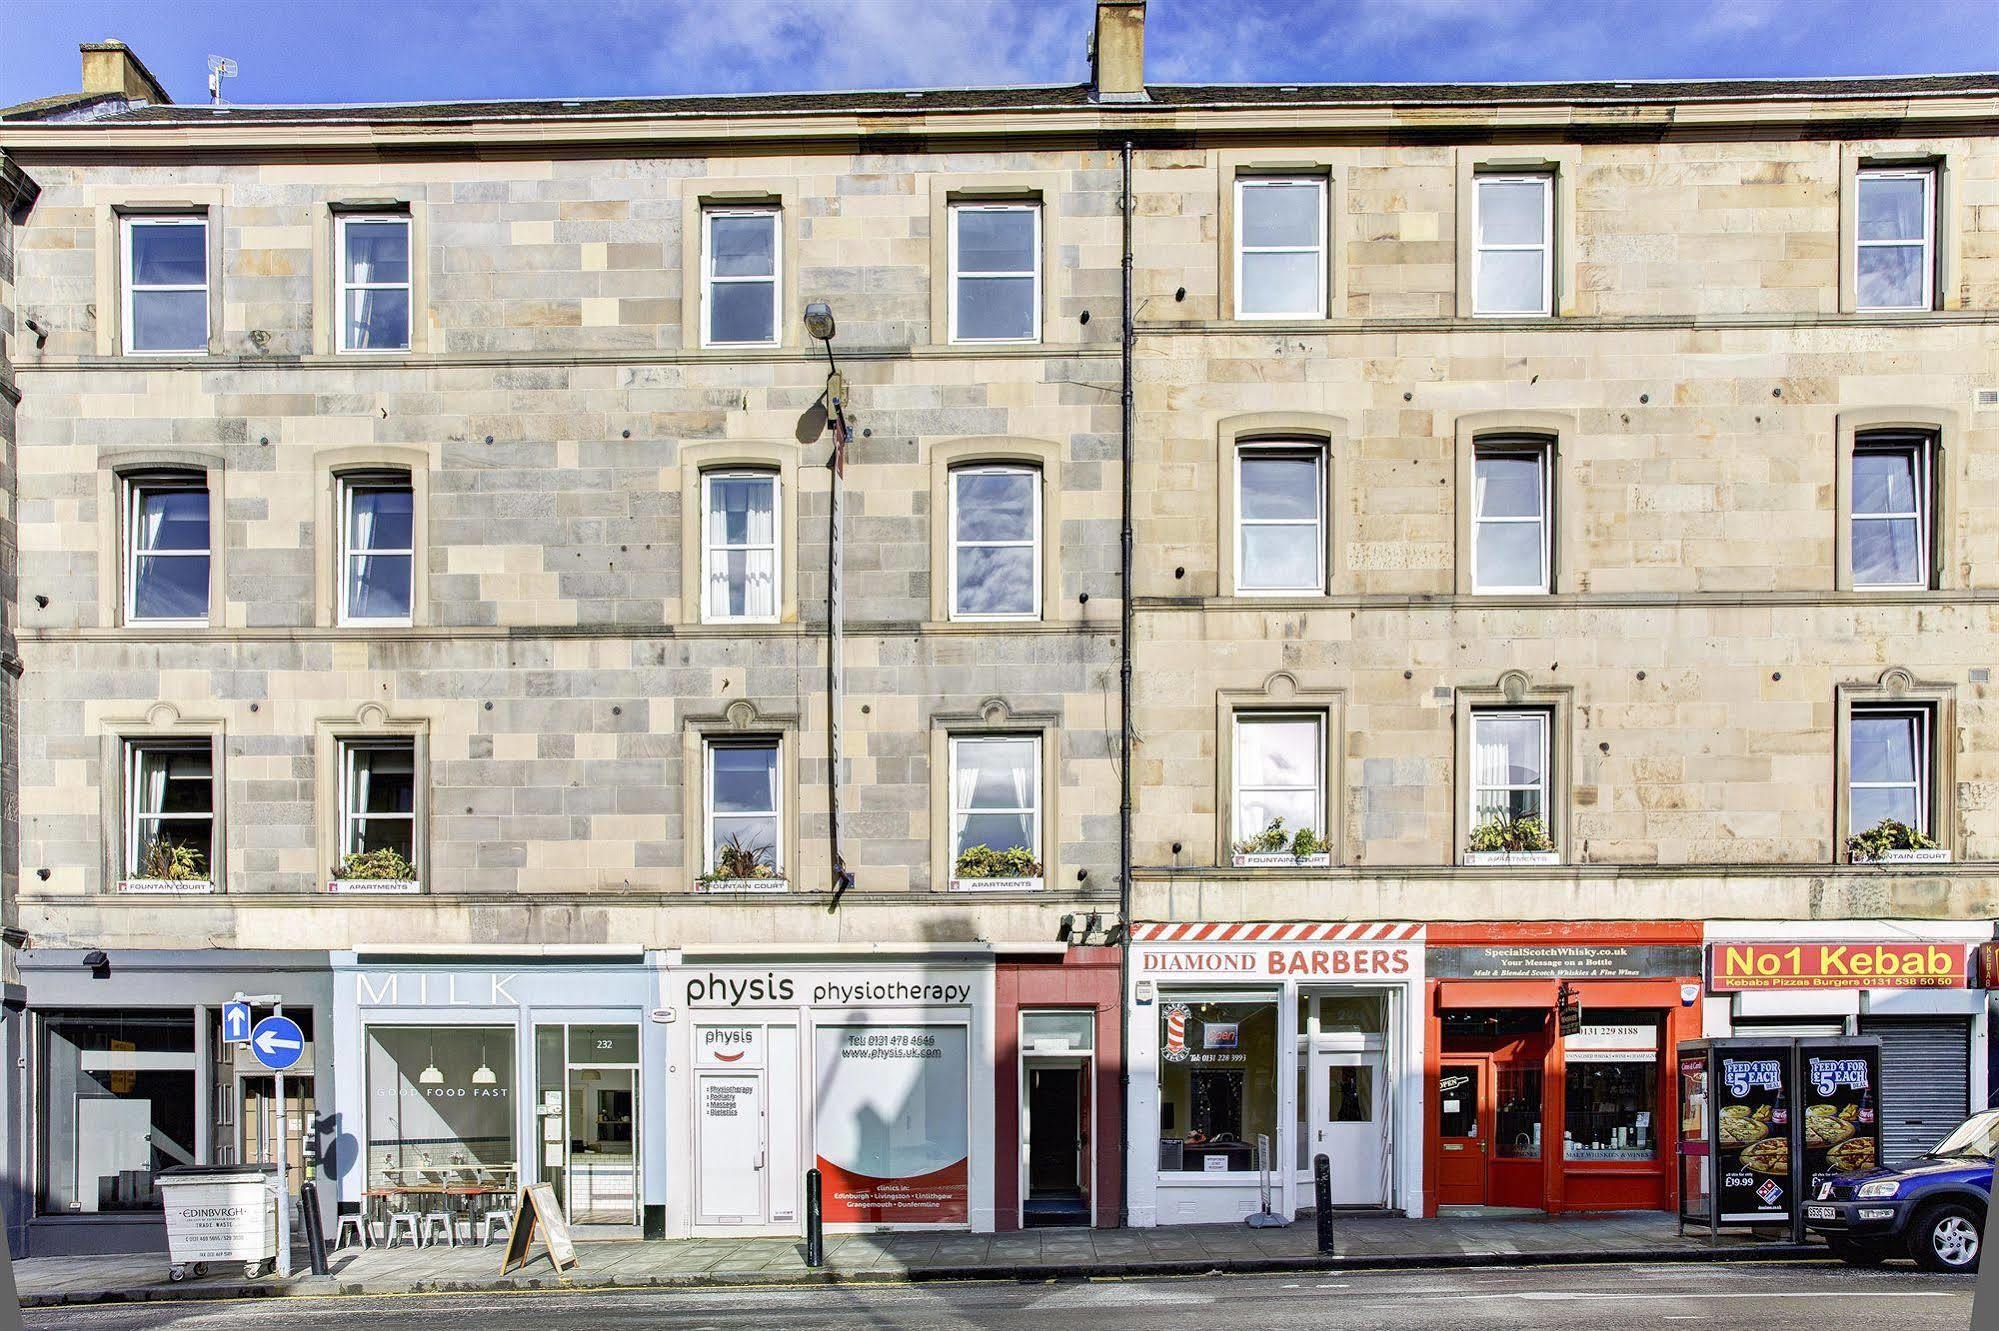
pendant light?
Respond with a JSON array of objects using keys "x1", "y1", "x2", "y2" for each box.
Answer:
[
  {"x1": 419, "y1": 1033, "x2": 443, "y2": 1086},
  {"x1": 472, "y1": 1035, "x2": 496, "y2": 1086}
]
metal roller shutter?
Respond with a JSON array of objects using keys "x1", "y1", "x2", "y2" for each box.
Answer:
[{"x1": 1858, "y1": 1016, "x2": 1971, "y2": 1165}]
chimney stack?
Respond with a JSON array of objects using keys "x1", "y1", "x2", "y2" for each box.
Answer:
[
  {"x1": 1089, "y1": 0, "x2": 1148, "y2": 103},
  {"x1": 79, "y1": 41, "x2": 172, "y2": 107}
]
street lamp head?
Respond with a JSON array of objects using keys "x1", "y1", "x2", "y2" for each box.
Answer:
[{"x1": 803, "y1": 301, "x2": 836, "y2": 341}]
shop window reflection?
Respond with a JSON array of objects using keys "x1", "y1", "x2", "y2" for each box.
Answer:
[
  {"x1": 365, "y1": 1026, "x2": 517, "y2": 1191},
  {"x1": 39, "y1": 1012, "x2": 197, "y2": 1214},
  {"x1": 1157, "y1": 997, "x2": 1277, "y2": 1173},
  {"x1": 1496, "y1": 1066, "x2": 1543, "y2": 1158}
]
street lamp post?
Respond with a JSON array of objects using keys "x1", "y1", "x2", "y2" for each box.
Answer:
[{"x1": 805, "y1": 303, "x2": 855, "y2": 908}]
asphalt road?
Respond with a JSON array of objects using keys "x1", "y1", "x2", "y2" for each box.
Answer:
[{"x1": 21, "y1": 1261, "x2": 1976, "y2": 1331}]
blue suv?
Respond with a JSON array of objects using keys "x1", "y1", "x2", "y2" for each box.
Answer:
[{"x1": 1806, "y1": 1108, "x2": 1995, "y2": 1272}]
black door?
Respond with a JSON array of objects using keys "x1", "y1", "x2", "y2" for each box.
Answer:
[{"x1": 1028, "y1": 1065, "x2": 1080, "y2": 1193}]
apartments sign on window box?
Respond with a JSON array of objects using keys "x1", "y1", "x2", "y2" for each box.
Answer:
[{"x1": 326, "y1": 878, "x2": 422, "y2": 895}]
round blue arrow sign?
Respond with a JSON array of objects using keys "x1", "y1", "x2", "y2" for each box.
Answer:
[{"x1": 250, "y1": 1014, "x2": 305, "y2": 1071}]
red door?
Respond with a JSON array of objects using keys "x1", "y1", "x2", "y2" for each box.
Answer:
[{"x1": 1436, "y1": 1058, "x2": 1490, "y2": 1206}]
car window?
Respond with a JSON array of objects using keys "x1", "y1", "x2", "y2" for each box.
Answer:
[{"x1": 1928, "y1": 1111, "x2": 1999, "y2": 1160}]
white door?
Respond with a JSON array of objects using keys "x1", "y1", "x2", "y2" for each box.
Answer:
[
  {"x1": 1308, "y1": 1048, "x2": 1388, "y2": 1207},
  {"x1": 696, "y1": 1072, "x2": 766, "y2": 1225}
]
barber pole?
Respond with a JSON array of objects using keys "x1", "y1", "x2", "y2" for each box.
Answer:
[{"x1": 1163, "y1": 1003, "x2": 1189, "y2": 1062}]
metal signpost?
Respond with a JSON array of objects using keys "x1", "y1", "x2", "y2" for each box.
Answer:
[{"x1": 235, "y1": 994, "x2": 299, "y2": 1279}]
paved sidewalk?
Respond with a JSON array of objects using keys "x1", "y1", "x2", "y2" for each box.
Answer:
[{"x1": 14, "y1": 1211, "x2": 1817, "y2": 1308}]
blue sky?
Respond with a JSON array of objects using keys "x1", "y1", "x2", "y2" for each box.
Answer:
[{"x1": 3, "y1": 0, "x2": 1994, "y2": 107}]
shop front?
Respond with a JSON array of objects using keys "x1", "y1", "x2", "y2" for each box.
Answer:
[
  {"x1": 1424, "y1": 923, "x2": 1703, "y2": 1216},
  {"x1": 9, "y1": 949, "x2": 333, "y2": 1257},
  {"x1": 330, "y1": 950, "x2": 663, "y2": 1239},
  {"x1": 1703, "y1": 923, "x2": 1989, "y2": 1166},
  {"x1": 664, "y1": 950, "x2": 996, "y2": 1236},
  {"x1": 1125, "y1": 923, "x2": 1426, "y2": 1227}
]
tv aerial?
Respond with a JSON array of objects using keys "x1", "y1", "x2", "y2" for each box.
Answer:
[{"x1": 207, "y1": 55, "x2": 237, "y2": 105}]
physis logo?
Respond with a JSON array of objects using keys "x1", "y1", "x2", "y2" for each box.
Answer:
[
  {"x1": 686, "y1": 972, "x2": 795, "y2": 1006},
  {"x1": 701, "y1": 1027, "x2": 756, "y2": 1062}
]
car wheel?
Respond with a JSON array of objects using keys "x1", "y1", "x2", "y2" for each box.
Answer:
[
  {"x1": 1910, "y1": 1203, "x2": 1982, "y2": 1272},
  {"x1": 1829, "y1": 1237, "x2": 1888, "y2": 1267}
]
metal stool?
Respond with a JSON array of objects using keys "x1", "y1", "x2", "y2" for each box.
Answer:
[
  {"x1": 336, "y1": 1213, "x2": 371, "y2": 1250},
  {"x1": 479, "y1": 1208, "x2": 513, "y2": 1246},
  {"x1": 387, "y1": 1212, "x2": 422, "y2": 1248},
  {"x1": 419, "y1": 1210, "x2": 454, "y2": 1247}
]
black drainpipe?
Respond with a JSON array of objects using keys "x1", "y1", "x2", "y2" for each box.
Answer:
[{"x1": 1116, "y1": 135, "x2": 1135, "y2": 1229}]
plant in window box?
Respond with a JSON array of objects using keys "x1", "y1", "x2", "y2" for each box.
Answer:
[
  {"x1": 696, "y1": 834, "x2": 787, "y2": 893},
  {"x1": 329, "y1": 847, "x2": 421, "y2": 894},
  {"x1": 122, "y1": 837, "x2": 213, "y2": 893},
  {"x1": 1231, "y1": 818, "x2": 1332, "y2": 867},
  {"x1": 1847, "y1": 819, "x2": 1948, "y2": 865},
  {"x1": 1463, "y1": 814, "x2": 1560, "y2": 865},
  {"x1": 951, "y1": 844, "x2": 1044, "y2": 890}
]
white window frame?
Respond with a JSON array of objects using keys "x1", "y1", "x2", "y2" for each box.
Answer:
[
  {"x1": 701, "y1": 470, "x2": 781, "y2": 624},
  {"x1": 336, "y1": 212, "x2": 413, "y2": 353},
  {"x1": 1855, "y1": 166, "x2": 1936, "y2": 312},
  {"x1": 340, "y1": 737, "x2": 419, "y2": 869},
  {"x1": 124, "y1": 475, "x2": 210, "y2": 627},
  {"x1": 125, "y1": 740, "x2": 215, "y2": 882},
  {"x1": 1850, "y1": 435, "x2": 1931, "y2": 591},
  {"x1": 1471, "y1": 442, "x2": 1552, "y2": 595},
  {"x1": 1470, "y1": 709, "x2": 1550, "y2": 829},
  {"x1": 1234, "y1": 176, "x2": 1327, "y2": 320},
  {"x1": 948, "y1": 463, "x2": 1042, "y2": 622},
  {"x1": 948, "y1": 201, "x2": 1041, "y2": 345},
  {"x1": 1235, "y1": 445, "x2": 1325, "y2": 595},
  {"x1": 121, "y1": 215, "x2": 209, "y2": 356},
  {"x1": 1849, "y1": 706, "x2": 1931, "y2": 836},
  {"x1": 338, "y1": 475, "x2": 415, "y2": 627},
  {"x1": 1232, "y1": 712, "x2": 1325, "y2": 845},
  {"x1": 1471, "y1": 173, "x2": 1554, "y2": 318},
  {"x1": 703, "y1": 737, "x2": 783, "y2": 875},
  {"x1": 700, "y1": 206, "x2": 781, "y2": 348},
  {"x1": 948, "y1": 733, "x2": 1042, "y2": 871}
]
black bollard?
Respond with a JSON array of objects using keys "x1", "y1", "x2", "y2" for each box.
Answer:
[
  {"x1": 298, "y1": 1182, "x2": 330, "y2": 1275},
  {"x1": 1313, "y1": 1154, "x2": 1335, "y2": 1256},
  {"x1": 805, "y1": 1167, "x2": 824, "y2": 1268}
]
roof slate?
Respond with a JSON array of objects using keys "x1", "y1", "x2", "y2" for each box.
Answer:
[{"x1": 52, "y1": 72, "x2": 1999, "y2": 128}]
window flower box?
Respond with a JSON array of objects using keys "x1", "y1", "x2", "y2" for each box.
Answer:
[
  {"x1": 118, "y1": 878, "x2": 215, "y2": 895},
  {"x1": 1461, "y1": 851, "x2": 1561, "y2": 866},
  {"x1": 1231, "y1": 852, "x2": 1332, "y2": 869},
  {"x1": 1852, "y1": 848, "x2": 1951, "y2": 865},
  {"x1": 950, "y1": 876, "x2": 1044, "y2": 893},
  {"x1": 327, "y1": 877, "x2": 422, "y2": 894},
  {"x1": 696, "y1": 877, "x2": 790, "y2": 894}
]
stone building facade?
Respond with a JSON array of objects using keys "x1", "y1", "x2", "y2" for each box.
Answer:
[{"x1": 0, "y1": 0, "x2": 1992, "y2": 1253}]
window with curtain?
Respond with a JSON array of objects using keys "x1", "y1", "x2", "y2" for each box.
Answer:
[
  {"x1": 1236, "y1": 176, "x2": 1326, "y2": 318},
  {"x1": 705, "y1": 739, "x2": 781, "y2": 874},
  {"x1": 1855, "y1": 166, "x2": 1935, "y2": 311},
  {"x1": 1850, "y1": 707, "x2": 1930, "y2": 835},
  {"x1": 950, "y1": 202, "x2": 1039, "y2": 342},
  {"x1": 1232, "y1": 713, "x2": 1323, "y2": 849},
  {"x1": 950, "y1": 464, "x2": 1039, "y2": 619},
  {"x1": 342, "y1": 738, "x2": 417, "y2": 865},
  {"x1": 122, "y1": 216, "x2": 208, "y2": 353},
  {"x1": 1851, "y1": 435, "x2": 1931, "y2": 589},
  {"x1": 338, "y1": 213, "x2": 412, "y2": 351},
  {"x1": 703, "y1": 471, "x2": 779, "y2": 621},
  {"x1": 341, "y1": 476, "x2": 415, "y2": 624},
  {"x1": 950, "y1": 734, "x2": 1040, "y2": 864},
  {"x1": 126, "y1": 741, "x2": 214, "y2": 882},
  {"x1": 126, "y1": 477, "x2": 210, "y2": 623},
  {"x1": 1472, "y1": 443, "x2": 1550, "y2": 593},
  {"x1": 702, "y1": 207, "x2": 779, "y2": 346},
  {"x1": 1473, "y1": 174, "x2": 1553, "y2": 316},
  {"x1": 1471, "y1": 710, "x2": 1549, "y2": 826},
  {"x1": 1236, "y1": 446, "x2": 1324, "y2": 593}
]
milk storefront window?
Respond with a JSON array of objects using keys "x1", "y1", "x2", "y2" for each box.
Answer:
[
  {"x1": 1156, "y1": 996, "x2": 1278, "y2": 1174},
  {"x1": 365, "y1": 1025, "x2": 517, "y2": 1190}
]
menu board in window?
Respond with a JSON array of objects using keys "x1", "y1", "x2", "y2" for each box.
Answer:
[
  {"x1": 1802, "y1": 1045, "x2": 1881, "y2": 1201},
  {"x1": 1716, "y1": 1046, "x2": 1794, "y2": 1223}
]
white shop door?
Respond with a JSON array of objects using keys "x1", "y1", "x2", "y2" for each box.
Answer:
[{"x1": 697, "y1": 1072, "x2": 767, "y2": 1225}]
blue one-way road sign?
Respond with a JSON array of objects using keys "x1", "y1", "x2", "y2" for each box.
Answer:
[
  {"x1": 222, "y1": 1000, "x2": 252, "y2": 1044},
  {"x1": 250, "y1": 1014, "x2": 305, "y2": 1071}
]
